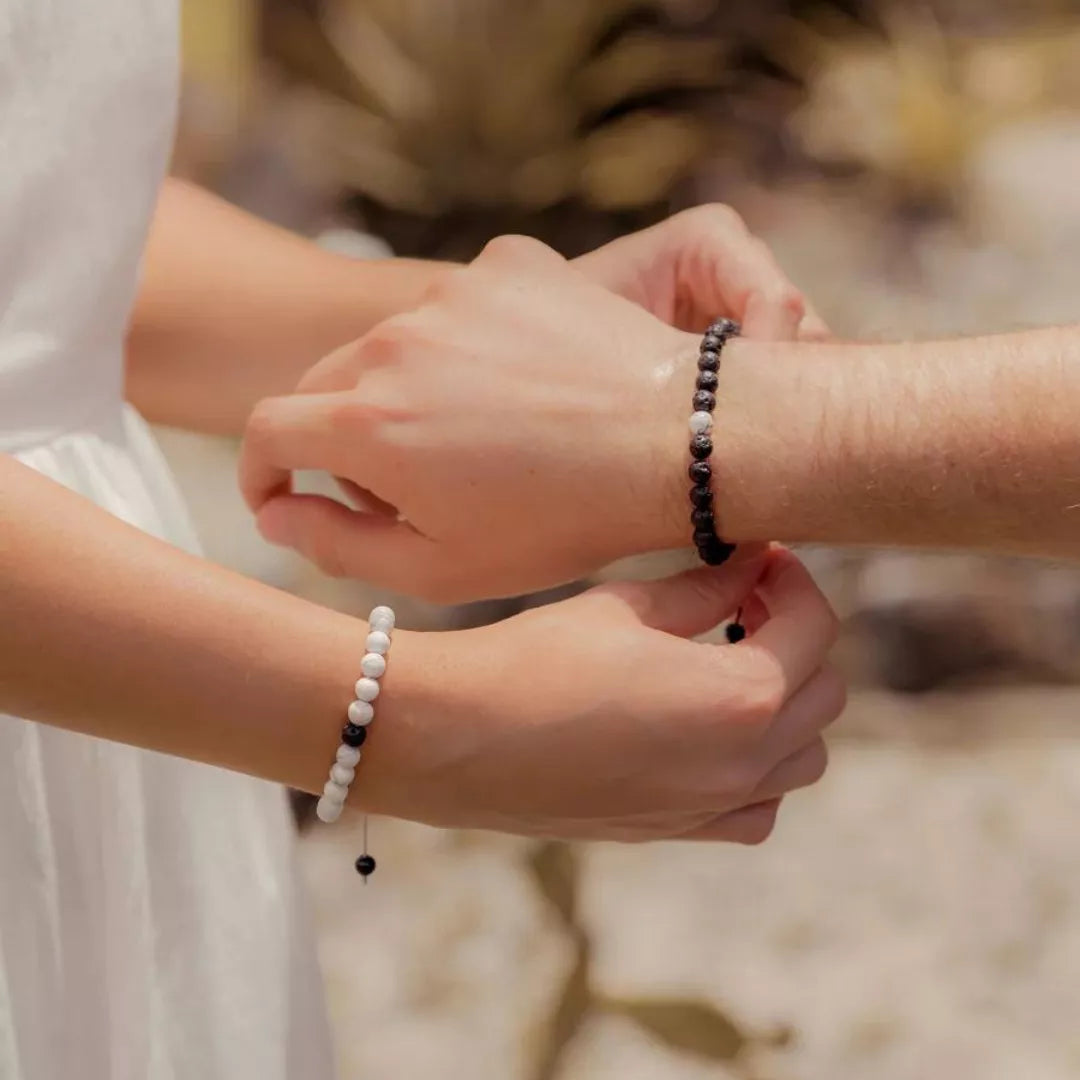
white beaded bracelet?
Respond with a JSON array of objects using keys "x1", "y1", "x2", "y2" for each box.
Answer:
[{"x1": 316, "y1": 605, "x2": 395, "y2": 878}]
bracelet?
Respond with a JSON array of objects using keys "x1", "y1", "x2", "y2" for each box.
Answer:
[
  {"x1": 316, "y1": 604, "x2": 396, "y2": 880},
  {"x1": 687, "y1": 317, "x2": 740, "y2": 568}
]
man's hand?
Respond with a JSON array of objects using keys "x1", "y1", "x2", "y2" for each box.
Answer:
[{"x1": 240, "y1": 235, "x2": 703, "y2": 602}]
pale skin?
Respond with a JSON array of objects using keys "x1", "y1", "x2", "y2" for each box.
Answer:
[
  {"x1": 6, "y1": 184, "x2": 840, "y2": 844},
  {"x1": 239, "y1": 235, "x2": 1080, "y2": 603}
]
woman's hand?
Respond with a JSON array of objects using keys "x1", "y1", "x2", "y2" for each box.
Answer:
[
  {"x1": 365, "y1": 548, "x2": 843, "y2": 842},
  {"x1": 574, "y1": 204, "x2": 829, "y2": 340},
  {"x1": 241, "y1": 235, "x2": 708, "y2": 602}
]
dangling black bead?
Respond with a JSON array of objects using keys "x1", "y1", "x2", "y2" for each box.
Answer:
[
  {"x1": 725, "y1": 608, "x2": 747, "y2": 644},
  {"x1": 355, "y1": 854, "x2": 376, "y2": 878}
]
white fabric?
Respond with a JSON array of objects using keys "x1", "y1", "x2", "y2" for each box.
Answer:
[{"x1": 0, "y1": 3, "x2": 335, "y2": 1078}]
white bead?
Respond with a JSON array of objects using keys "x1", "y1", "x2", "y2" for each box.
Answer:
[
  {"x1": 361, "y1": 652, "x2": 387, "y2": 679},
  {"x1": 330, "y1": 762, "x2": 355, "y2": 786},
  {"x1": 348, "y1": 700, "x2": 374, "y2": 726},
  {"x1": 689, "y1": 411, "x2": 714, "y2": 436},
  {"x1": 365, "y1": 630, "x2": 391, "y2": 655},
  {"x1": 323, "y1": 779, "x2": 349, "y2": 804},
  {"x1": 354, "y1": 677, "x2": 380, "y2": 702},
  {"x1": 369, "y1": 605, "x2": 396, "y2": 632},
  {"x1": 316, "y1": 796, "x2": 344, "y2": 824},
  {"x1": 336, "y1": 744, "x2": 362, "y2": 768}
]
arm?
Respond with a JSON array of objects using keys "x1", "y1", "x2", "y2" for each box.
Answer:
[
  {"x1": 711, "y1": 327, "x2": 1080, "y2": 561},
  {"x1": 0, "y1": 454, "x2": 843, "y2": 842},
  {"x1": 237, "y1": 239, "x2": 1080, "y2": 604},
  {"x1": 125, "y1": 179, "x2": 450, "y2": 435}
]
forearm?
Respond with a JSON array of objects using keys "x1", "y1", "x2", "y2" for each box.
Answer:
[
  {"x1": 702, "y1": 326, "x2": 1080, "y2": 558},
  {"x1": 0, "y1": 455, "x2": 409, "y2": 795},
  {"x1": 125, "y1": 179, "x2": 449, "y2": 435}
]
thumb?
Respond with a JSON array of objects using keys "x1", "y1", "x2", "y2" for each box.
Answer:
[{"x1": 594, "y1": 546, "x2": 769, "y2": 639}]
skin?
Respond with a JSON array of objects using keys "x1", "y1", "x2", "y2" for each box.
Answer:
[
  {"x1": 6, "y1": 187, "x2": 840, "y2": 844},
  {"x1": 0, "y1": 458, "x2": 842, "y2": 843},
  {"x1": 239, "y1": 237, "x2": 1080, "y2": 603}
]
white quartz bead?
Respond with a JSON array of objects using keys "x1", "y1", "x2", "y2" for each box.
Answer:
[
  {"x1": 365, "y1": 630, "x2": 391, "y2": 655},
  {"x1": 348, "y1": 700, "x2": 375, "y2": 726},
  {"x1": 354, "y1": 677, "x2": 380, "y2": 702},
  {"x1": 360, "y1": 652, "x2": 387, "y2": 679},
  {"x1": 323, "y1": 779, "x2": 349, "y2": 804},
  {"x1": 689, "y1": 411, "x2": 714, "y2": 436},
  {"x1": 330, "y1": 762, "x2": 355, "y2": 787},
  {"x1": 336, "y1": 744, "x2": 362, "y2": 768},
  {"x1": 369, "y1": 605, "x2": 396, "y2": 632},
  {"x1": 316, "y1": 796, "x2": 344, "y2": 824}
]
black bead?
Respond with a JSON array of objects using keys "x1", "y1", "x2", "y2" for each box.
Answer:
[
  {"x1": 691, "y1": 508, "x2": 715, "y2": 528},
  {"x1": 689, "y1": 434, "x2": 713, "y2": 460},
  {"x1": 698, "y1": 350, "x2": 720, "y2": 372},
  {"x1": 696, "y1": 370, "x2": 719, "y2": 393},
  {"x1": 701, "y1": 539, "x2": 737, "y2": 566},
  {"x1": 693, "y1": 528, "x2": 718, "y2": 549},
  {"x1": 688, "y1": 460, "x2": 711, "y2": 485},
  {"x1": 702, "y1": 333, "x2": 723, "y2": 352},
  {"x1": 341, "y1": 723, "x2": 367, "y2": 748},
  {"x1": 689, "y1": 484, "x2": 713, "y2": 509},
  {"x1": 725, "y1": 621, "x2": 747, "y2": 644},
  {"x1": 692, "y1": 390, "x2": 716, "y2": 413},
  {"x1": 355, "y1": 854, "x2": 377, "y2": 877},
  {"x1": 709, "y1": 317, "x2": 740, "y2": 339}
]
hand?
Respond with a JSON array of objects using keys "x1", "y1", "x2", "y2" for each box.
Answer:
[
  {"x1": 241, "y1": 235, "x2": 707, "y2": 602},
  {"x1": 367, "y1": 548, "x2": 844, "y2": 842},
  {"x1": 575, "y1": 204, "x2": 830, "y2": 340}
]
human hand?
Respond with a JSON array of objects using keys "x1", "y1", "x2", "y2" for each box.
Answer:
[
  {"x1": 365, "y1": 548, "x2": 843, "y2": 842},
  {"x1": 240, "y1": 235, "x2": 715, "y2": 602},
  {"x1": 574, "y1": 204, "x2": 830, "y2": 340}
]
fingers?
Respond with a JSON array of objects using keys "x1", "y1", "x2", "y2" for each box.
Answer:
[
  {"x1": 668, "y1": 206, "x2": 806, "y2": 340},
  {"x1": 798, "y1": 301, "x2": 833, "y2": 342},
  {"x1": 676, "y1": 799, "x2": 782, "y2": 844},
  {"x1": 737, "y1": 548, "x2": 840, "y2": 698},
  {"x1": 240, "y1": 393, "x2": 361, "y2": 511},
  {"x1": 591, "y1": 546, "x2": 769, "y2": 639},
  {"x1": 761, "y1": 665, "x2": 846, "y2": 763},
  {"x1": 256, "y1": 494, "x2": 435, "y2": 583},
  {"x1": 751, "y1": 738, "x2": 829, "y2": 803}
]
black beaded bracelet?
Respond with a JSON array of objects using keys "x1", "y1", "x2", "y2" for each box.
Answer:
[{"x1": 687, "y1": 317, "x2": 740, "y2": 567}]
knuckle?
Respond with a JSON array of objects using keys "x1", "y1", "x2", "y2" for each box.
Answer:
[
  {"x1": 736, "y1": 657, "x2": 785, "y2": 725},
  {"x1": 818, "y1": 664, "x2": 849, "y2": 725},
  {"x1": 702, "y1": 202, "x2": 746, "y2": 234},
  {"x1": 480, "y1": 233, "x2": 554, "y2": 263}
]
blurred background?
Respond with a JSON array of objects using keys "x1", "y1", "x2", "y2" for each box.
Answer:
[{"x1": 170, "y1": 2, "x2": 1080, "y2": 1077}]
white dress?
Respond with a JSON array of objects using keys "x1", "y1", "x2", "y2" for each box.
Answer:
[{"x1": 0, "y1": 3, "x2": 335, "y2": 1078}]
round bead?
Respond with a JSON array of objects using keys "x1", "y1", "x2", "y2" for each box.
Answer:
[
  {"x1": 689, "y1": 434, "x2": 713, "y2": 460},
  {"x1": 348, "y1": 699, "x2": 374, "y2": 726},
  {"x1": 701, "y1": 539, "x2": 737, "y2": 566},
  {"x1": 316, "y1": 796, "x2": 344, "y2": 824},
  {"x1": 689, "y1": 411, "x2": 713, "y2": 436},
  {"x1": 702, "y1": 333, "x2": 723, "y2": 352},
  {"x1": 355, "y1": 854, "x2": 377, "y2": 877},
  {"x1": 693, "y1": 528, "x2": 717, "y2": 549},
  {"x1": 691, "y1": 508, "x2": 715, "y2": 528},
  {"x1": 696, "y1": 370, "x2": 719, "y2": 393},
  {"x1": 689, "y1": 484, "x2": 713, "y2": 509},
  {"x1": 336, "y1": 744, "x2": 362, "y2": 768},
  {"x1": 369, "y1": 605, "x2": 396, "y2": 632},
  {"x1": 688, "y1": 461, "x2": 711, "y2": 485},
  {"x1": 365, "y1": 630, "x2": 391, "y2": 655},
  {"x1": 710, "y1": 317, "x2": 740, "y2": 338},
  {"x1": 330, "y1": 762, "x2": 355, "y2": 787},
  {"x1": 692, "y1": 390, "x2": 716, "y2": 413},
  {"x1": 341, "y1": 723, "x2": 368, "y2": 748},
  {"x1": 354, "y1": 677, "x2": 380, "y2": 702},
  {"x1": 725, "y1": 621, "x2": 747, "y2": 644},
  {"x1": 698, "y1": 350, "x2": 720, "y2": 372},
  {"x1": 323, "y1": 779, "x2": 349, "y2": 804},
  {"x1": 360, "y1": 652, "x2": 387, "y2": 679}
]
